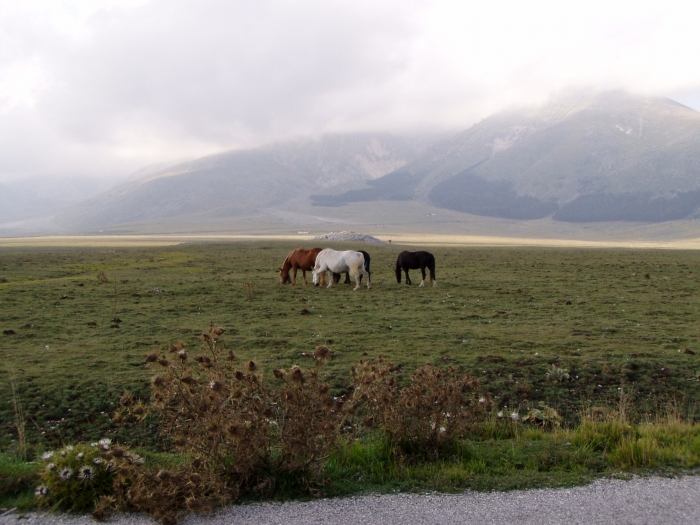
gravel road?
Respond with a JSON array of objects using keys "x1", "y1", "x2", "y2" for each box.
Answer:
[{"x1": 3, "y1": 476, "x2": 699, "y2": 525}]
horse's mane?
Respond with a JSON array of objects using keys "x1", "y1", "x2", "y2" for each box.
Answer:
[{"x1": 282, "y1": 249, "x2": 297, "y2": 265}]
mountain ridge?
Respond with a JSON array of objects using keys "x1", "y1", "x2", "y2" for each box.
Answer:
[{"x1": 312, "y1": 91, "x2": 700, "y2": 222}]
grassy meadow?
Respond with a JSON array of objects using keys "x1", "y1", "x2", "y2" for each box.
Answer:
[{"x1": 1, "y1": 241, "x2": 699, "y2": 453}]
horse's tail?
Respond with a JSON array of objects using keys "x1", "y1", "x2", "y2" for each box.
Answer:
[
  {"x1": 361, "y1": 251, "x2": 371, "y2": 278},
  {"x1": 350, "y1": 251, "x2": 365, "y2": 276},
  {"x1": 428, "y1": 253, "x2": 436, "y2": 282},
  {"x1": 395, "y1": 255, "x2": 402, "y2": 284}
]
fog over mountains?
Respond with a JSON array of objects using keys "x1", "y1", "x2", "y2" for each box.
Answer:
[
  {"x1": 315, "y1": 91, "x2": 700, "y2": 223},
  {"x1": 3, "y1": 90, "x2": 700, "y2": 237}
]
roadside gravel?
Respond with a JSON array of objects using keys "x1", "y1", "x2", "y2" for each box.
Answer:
[{"x1": 3, "y1": 475, "x2": 699, "y2": 525}]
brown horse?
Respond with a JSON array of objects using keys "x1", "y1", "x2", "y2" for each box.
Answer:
[{"x1": 279, "y1": 248, "x2": 327, "y2": 285}]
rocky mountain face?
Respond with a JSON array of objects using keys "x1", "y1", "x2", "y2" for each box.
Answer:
[
  {"x1": 56, "y1": 133, "x2": 431, "y2": 230},
  {"x1": 314, "y1": 92, "x2": 700, "y2": 222}
]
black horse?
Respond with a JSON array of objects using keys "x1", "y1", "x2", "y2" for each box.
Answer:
[
  {"x1": 333, "y1": 250, "x2": 371, "y2": 285},
  {"x1": 395, "y1": 250, "x2": 436, "y2": 287}
]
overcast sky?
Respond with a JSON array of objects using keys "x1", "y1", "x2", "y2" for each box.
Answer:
[{"x1": 2, "y1": 0, "x2": 700, "y2": 182}]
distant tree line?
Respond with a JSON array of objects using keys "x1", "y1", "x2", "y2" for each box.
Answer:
[
  {"x1": 428, "y1": 171, "x2": 558, "y2": 220},
  {"x1": 310, "y1": 165, "x2": 700, "y2": 222},
  {"x1": 553, "y1": 190, "x2": 700, "y2": 222},
  {"x1": 311, "y1": 172, "x2": 422, "y2": 206}
]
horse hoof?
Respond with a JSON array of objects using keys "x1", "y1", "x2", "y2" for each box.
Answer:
[{"x1": 433, "y1": 281, "x2": 437, "y2": 287}]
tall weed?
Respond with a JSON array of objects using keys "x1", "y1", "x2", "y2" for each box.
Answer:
[{"x1": 351, "y1": 358, "x2": 491, "y2": 460}]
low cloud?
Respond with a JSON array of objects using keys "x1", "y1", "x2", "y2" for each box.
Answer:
[{"x1": 2, "y1": 0, "x2": 700, "y2": 181}]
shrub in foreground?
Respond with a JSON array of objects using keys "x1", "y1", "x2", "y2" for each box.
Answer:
[
  {"x1": 351, "y1": 358, "x2": 491, "y2": 460},
  {"x1": 34, "y1": 440, "x2": 136, "y2": 513},
  {"x1": 117, "y1": 323, "x2": 349, "y2": 521}
]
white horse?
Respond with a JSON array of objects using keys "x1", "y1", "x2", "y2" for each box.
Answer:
[{"x1": 312, "y1": 249, "x2": 371, "y2": 291}]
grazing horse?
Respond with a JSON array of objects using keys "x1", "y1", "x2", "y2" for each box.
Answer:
[
  {"x1": 313, "y1": 249, "x2": 371, "y2": 291},
  {"x1": 395, "y1": 250, "x2": 437, "y2": 287},
  {"x1": 279, "y1": 248, "x2": 326, "y2": 286},
  {"x1": 333, "y1": 250, "x2": 371, "y2": 285}
]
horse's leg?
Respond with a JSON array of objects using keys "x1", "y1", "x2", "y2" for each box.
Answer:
[
  {"x1": 360, "y1": 266, "x2": 371, "y2": 289},
  {"x1": 405, "y1": 268, "x2": 411, "y2": 285},
  {"x1": 322, "y1": 271, "x2": 327, "y2": 287},
  {"x1": 344, "y1": 272, "x2": 351, "y2": 285},
  {"x1": 430, "y1": 263, "x2": 437, "y2": 286},
  {"x1": 302, "y1": 269, "x2": 307, "y2": 285},
  {"x1": 291, "y1": 265, "x2": 298, "y2": 285},
  {"x1": 419, "y1": 266, "x2": 427, "y2": 287}
]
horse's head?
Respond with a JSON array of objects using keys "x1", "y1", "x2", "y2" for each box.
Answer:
[
  {"x1": 278, "y1": 267, "x2": 290, "y2": 284},
  {"x1": 312, "y1": 269, "x2": 320, "y2": 286}
]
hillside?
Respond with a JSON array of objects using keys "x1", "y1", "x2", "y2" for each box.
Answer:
[
  {"x1": 56, "y1": 133, "x2": 430, "y2": 231},
  {"x1": 314, "y1": 92, "x2": 700, "y2": 222}
]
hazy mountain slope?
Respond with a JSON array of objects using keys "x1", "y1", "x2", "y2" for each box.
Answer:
[
  {"x1": 58, "y1": 150, "x2": 308, "y2": 228},
  {"x1": 315, "y1": 92, "x2": 700, "y2": 222},
  {"x1": 57, "y1": 134, "x2": 429, "y2": 230},
  {"x1": 265, "y1": 133, "x2": 428, "y2": 189},
  {"x1": 0, "y1": 176, "x2": 117, "y2": 222}
]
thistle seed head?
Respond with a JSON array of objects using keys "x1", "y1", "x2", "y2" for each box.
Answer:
[
  {"x1": 188, "y1": 473, "x2": 202, "y2": 484},
  {"x1": 314, "y1": 345, "x2": 330, "y2": 360},
  {"x1": 120, "y1": 392, "x2": 133, "y2": 407},
  {"x1": 290, "y1": 366, "x2": 304, "y2": 383}
]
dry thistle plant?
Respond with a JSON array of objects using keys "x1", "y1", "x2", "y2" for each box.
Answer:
[
  {"x1": 118, "y1": 323, "x2": 348, "y2": 520},
  {"x1": 96, "y1": 271, "x2": 109, "y2": 283},
  {"x1": 102, "y1": 461, "x2": 228, "y2": 525},
  {"x1": 351, "y1": 358, "x2": 491, "y2": 460}
]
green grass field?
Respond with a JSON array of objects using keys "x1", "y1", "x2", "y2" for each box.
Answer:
[{"x1": 1, "y1": 241, "x2": 699, "y2": 452}]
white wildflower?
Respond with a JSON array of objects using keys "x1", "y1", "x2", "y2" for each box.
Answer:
[
  {"x1": 510, "y1": 412, "x2": 519, "y2": 422},
  {"x1": 98, "y1": 438, "x2": 111, "y2": 450},
  {"x1": 34, "y1": 485, "x2": 49, "y2": 498},
  {"x1": 93, "y1": 458, "x2": 104, "y2": 466},
  {"x1": 77, "y1": 452, "x2": 84, "y2": 459},
  {"x1": 478, "y1": 397, "x2": 485, "y2": 404},
  {"x1": 78, "y1": 466, "x2": 94, "y2": 481},
  {"x1": 497, "y1": 411, "x2": 504, "y2": 418},
  {"x1": 58, "y1": 468, "x2": 73, "y2": 480},
  {"x1": 41, "y1": 451, "x2": 54, "y2": 460},
  {"x1": 45, "y1": 462, "x2": 56, "y2": 471}
]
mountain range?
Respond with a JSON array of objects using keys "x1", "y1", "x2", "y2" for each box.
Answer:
[
  {"x1": 313, "y1": 91, "x2": 700, "y2": 223},
  {"x1": 3, "y1": 90, "x2": 700, "y2": 238}
]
